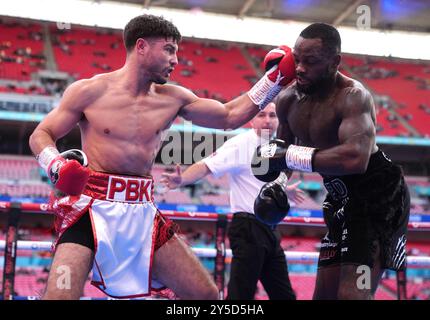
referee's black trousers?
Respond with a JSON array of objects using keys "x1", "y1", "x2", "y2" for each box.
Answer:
[{"x1": 226, "y1": 212, "x2": 296, "y2": 300}]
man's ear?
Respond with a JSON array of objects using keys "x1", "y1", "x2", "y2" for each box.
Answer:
[
  {"x1": 135, "y1": 38, "x2": 148, "y2": 55},
  {"x1": 333, "y1": 54, "x2": 341, "y2": 68},
  {"x1": 328, "y1": 54, "x2": 341, "y2": 74}
]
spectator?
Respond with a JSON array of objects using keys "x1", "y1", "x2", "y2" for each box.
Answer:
[
  {"x1": 205, "y1": 56, "x2": 218, "y2": 63},
  {"x1": 93, "y1": 50, "x2": 106, "y2": 57}
]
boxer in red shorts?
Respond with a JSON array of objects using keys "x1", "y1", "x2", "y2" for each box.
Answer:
[{"x1": 29, "y1": 14, "x2": 295, "y2": 299}]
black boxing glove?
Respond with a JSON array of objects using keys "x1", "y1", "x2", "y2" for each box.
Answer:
[
  {"x1": 60, "y1": 149, "x2": 88, "y2": 166},
  {"x1": 251, "y1": 139, "x2": 287, "y2": 182},
  {"x1": 251, "y1": 139, "x2": 318, "y2": 182},
  {"x1": 254, "y1": 172, "x2": 290, "y2": 226}
]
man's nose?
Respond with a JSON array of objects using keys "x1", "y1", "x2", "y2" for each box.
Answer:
[
  {"x1": 171, "y1": 54, "x2": 178, "y2": 66},
  {"x1": 264, "y1": 116, "x2": 273, "y2": 124},
  {"x1": 296, "y1": 63, "x2": 306, "y2": 75}
]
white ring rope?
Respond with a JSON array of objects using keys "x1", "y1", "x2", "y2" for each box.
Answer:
[{"x1": 1, "y1": 240, "x2": 430, "y2": 266}]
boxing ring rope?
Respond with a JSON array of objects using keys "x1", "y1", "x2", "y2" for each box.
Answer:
[
  {"x1": 1, "y1": 240, "x2": 430, "y2": 266},
  {"x1": 2, "y1": 201, "x2": 430, "y2": 300},
  {"x1": 2, "y1": 201, "x2": 430, "y2": 230}
]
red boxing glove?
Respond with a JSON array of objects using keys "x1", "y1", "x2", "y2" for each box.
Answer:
[
  {"x1": 248, "y1": 45, "x2": 296, "y2": 109},
  {"x1": 47, "y1": 149, "x2": 90, "y2": 196},
  {"x1": 262, "y1": 45, "x2": 296, "y2": 86}
]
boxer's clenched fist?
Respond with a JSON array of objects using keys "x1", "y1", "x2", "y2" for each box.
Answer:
[{"x1": 248, "y1": 45, "x2": 296, "y2": 110}]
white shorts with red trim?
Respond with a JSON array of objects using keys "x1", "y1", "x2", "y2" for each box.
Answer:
[{"x1": 50, "y1": 171, "x2": 165, "y2": 299}]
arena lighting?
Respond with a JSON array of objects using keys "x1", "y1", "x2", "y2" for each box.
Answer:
[
  {"x1": 0, "y1": 0, "x2": 429, "y2": 59},
  {"x1": 380, "y1": 0, "x2": 427, "y2": 19}
]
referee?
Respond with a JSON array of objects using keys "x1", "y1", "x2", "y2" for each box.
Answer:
[{"x1": 161, "y1": 102, "x2": 304, "y2": 300}]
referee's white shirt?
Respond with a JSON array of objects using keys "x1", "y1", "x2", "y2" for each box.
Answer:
[{"x1": 203, "y1": 129, "x2": 269, "y2": 214}]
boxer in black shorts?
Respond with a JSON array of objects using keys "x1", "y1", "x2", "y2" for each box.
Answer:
[
  {"x1": 319, "y1": 150, "x2": 410, "y2": 274},
  {"x1": 251, "y1": 23, "x2": 410, "y2": 299}
]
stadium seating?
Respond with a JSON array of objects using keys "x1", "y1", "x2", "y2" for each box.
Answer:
[
  {"x1": 171, "y1": 40, "x2": 256, "y2": 101},
  {"x1": 0, "y1": 20, "x2": 45, "y2": 81},
  {"x1": 281, "y1": 236, "x2": 319, "y2": 252},
  {"x1": 342, "y1": 55, "x2": 430, "y2": 137},
  {"x1": 2, "y1": 19, "x2": 429, "y2": 137},
  {"x1": 51, "y1": 25, "x2": 125, "y2": 80},
  {"x1": 380, "y1": 277, "x2": 430, "y2": 300}
]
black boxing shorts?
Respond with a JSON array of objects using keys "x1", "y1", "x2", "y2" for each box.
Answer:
[{"x1": 318, "y1": 150, "x2": 410, "y2": 271}]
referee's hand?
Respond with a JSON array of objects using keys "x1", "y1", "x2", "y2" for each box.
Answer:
[
  {"x1": 160, "y1": 164, "x2": 182, "y2": 190},
  {"x1": 284, "y1": 180, "x2": 306, "y2": 204}
]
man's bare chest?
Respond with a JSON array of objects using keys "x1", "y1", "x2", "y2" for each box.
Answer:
[
  {"x1": 82, "y1": 94, "x2": 179, "y2": 143},
  {"x1": 287, "y1": 100, "x2": 341, "y2": 148}
]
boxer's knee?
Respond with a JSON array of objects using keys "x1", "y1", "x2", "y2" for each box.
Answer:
[
  {"x1": 199, "y1": 283, "x2": 219, "y2": 300},
  {"x1": 42, "y1": 288, "x2": 82, "y2": 300},
  {"x1": 337, "y1": 264, "x2": 373, "y2": 300},
  {"x1": 337, "y1": 283, "x2": 371, "y2": 300},
  {"x1": 180, "y1": 281, "x2": 218, "y2": 300},
  {"x1": 190, "y1": 272, "x2": 219, "y2": 300},
  {"x1": 43, "y1": 243, "x2": 93, "y2": 300}
]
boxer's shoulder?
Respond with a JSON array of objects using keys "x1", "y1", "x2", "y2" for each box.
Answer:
[
  {"x1": 60, "y1": 78, "x2": 107, "y2": 112},
  {"x1": 155, "y1": 83, "x2": 199, "y2": 105},
  {"x1": 274, "y1": 83, "x2": 298, "y2": 119},
  {"x1": 280, "y1": 81, "x2": 298, "y2": 100},
  {"x1": 342, "y1": 84, "x2": 373, "y2": 111},
  {"x1": 338, "y1": 73, "x2": 370, "y2": 98},
  {"x1": 63, "y1": 74, "x2": 109, "y2": 109},
  {"x1": 335, "y1": 75, "x2": 373, "y2": 114}
]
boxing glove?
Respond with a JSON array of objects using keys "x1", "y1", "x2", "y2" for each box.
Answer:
[
  {"x1": 37, "y1": 147, "x2": 90, "y2": 196},
  {"x1": 254, "y1": 172, "x2": 290, "y2": 226},
  {"x1": 248, "y1": 45, "x2": 296, "y2": 110},
  {"x1": 252, "y1": 139, "x2": 318, "y2": 182},
  {"x1": 252, "y1": 139, "x2": 287, "y2": 182}
]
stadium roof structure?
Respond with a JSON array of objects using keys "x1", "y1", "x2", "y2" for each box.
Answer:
[
  {"x1": 122, "y1": 0, "x2": 430, "y2": 33},
  {"x1": 1, "y1": 0, "x2": 429, "y2": 59}
]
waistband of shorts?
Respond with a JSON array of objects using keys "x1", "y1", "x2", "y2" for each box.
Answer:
[
  {"x1": 367, "y1": 149, "x2": 393, "y2": 171},
  {"x1": 233, "y1": 212, "x2": 256, "y2": 219},
  {"x1": 83, "y1": 170, "x2": 154, "y2": 203},
  {"x1": 322, "y1": 149, "x2": 392, "y2": 183}
]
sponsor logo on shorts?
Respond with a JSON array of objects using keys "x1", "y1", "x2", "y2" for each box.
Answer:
[
  {"x1": 381, "y1": 151, "x2": 392, "y2": 163},
  {"x1": 335, "y1": 207, "x2": 345, "y2": 220},
  {"x1": 320, "y1": 249, "x2": 337, "y2": 260},
  {"x1": 342, "y1": 228, "x2": 348, "y2": 241},
  {"x1": 320, "y1": 240, "x2": 338, "y2": 248},
  {"x1": 324, "y1": 178, "x2": 348, "y2": 201},
  {"x1": 107, "y1": 176, "x2": 152, "y2": 203},
  {"x1": 391, "y1": 235, "x2": 407, "y2": 270}
]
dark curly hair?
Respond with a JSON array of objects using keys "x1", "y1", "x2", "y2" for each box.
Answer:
[
  {"x1": 300, "y1": 23, "x2": 341, "y2": 56},
  {"x1": 123, "y1": 14, "x2": 181, "y2": 52}
]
